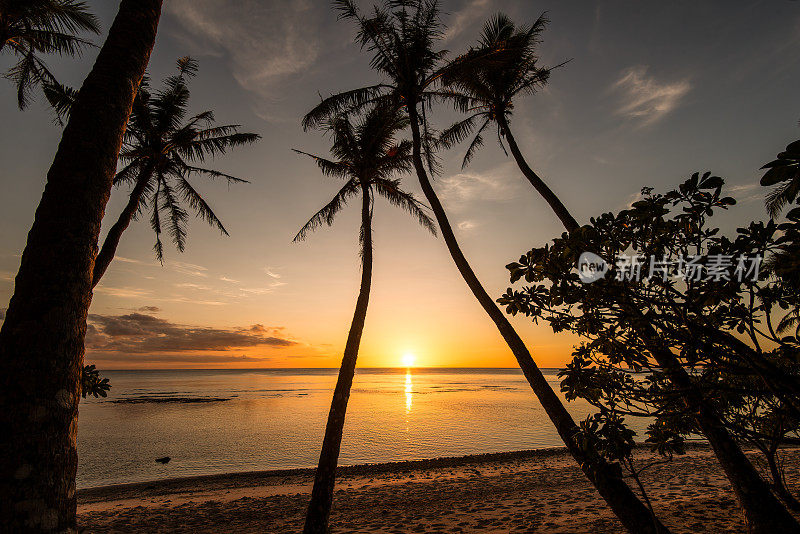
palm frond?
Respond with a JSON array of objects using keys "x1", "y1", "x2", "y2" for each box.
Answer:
[
  {"x1": 302, "y1": 84, "x2": 392, "y2": 130},
  {"x1": 461, "y1": 117, "x2": 491, "y2": 169},
  {"x1": 292, "y1": 149, "x2": 351, "y2": 179},
  {"x1": 42, "y1": 80, "x2": 77, "y2": 123},
  {"x1": 373, "y1": 177, "x2": 437, "y2": 235},
  {"x1": 293, "y1": 179, "x2": 360, "y2": 242},
  {"x1": 182, "y1": 165, "x2": 250, "y2": 185},
  {"x1": 177, "y1": 175, "x2": 229, "y2": 236}
]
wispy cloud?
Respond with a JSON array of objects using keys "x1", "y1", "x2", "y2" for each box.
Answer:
[
  {"x1": 439, "y1": 165, "x2": 521, "y2": 210},
  {"x1": 94, "y1": 286, "x2": 152, "y2": 299},
  {"x1": 168, "y1": 0, "x2": 321, "y2": 121},
  {"x1": 611, "y1": 66, "x2": 691, "y2": 126},
  {"x1": 444, "y1": 0, "x2": 491, "y2": 43},
  {"x1": 86, "y1": 313, "x2": 296, "y2": 354},
  {"x1": 169, "y1": 261, "x2": 209, "y2": 278},
  {"x1": 264, "y1": 267, "x2": 282, "y2": 279},
  {"x1": 457, "y1": 220, "x2": 479, "y2": 232}
]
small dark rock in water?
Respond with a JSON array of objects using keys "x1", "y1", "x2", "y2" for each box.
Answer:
[{"x1": 155, "y1": 457, "x2": 171, "y2": 464}]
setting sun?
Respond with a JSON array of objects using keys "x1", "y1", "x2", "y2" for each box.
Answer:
[{"x1": 401, "y1": 352, "x2": 416, "y2": 368}]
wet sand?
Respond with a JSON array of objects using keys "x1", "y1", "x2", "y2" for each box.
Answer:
[{"x1": 78, "y1": 445, "x2": 800, "y2": 533}]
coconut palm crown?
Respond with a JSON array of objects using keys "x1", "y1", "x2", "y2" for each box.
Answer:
[
  {"x1": 439, "y1": 12, "x2": 558, "y2": 167},
  {"x1": 295, "y1": 104, "x2": 436, "y2": 245},
  {"x1": 0, "y1": 0, "x2": 100, "y2": 109},
  {"x1": 91, "y1": 56, "x2": 260, "y2": 285}
]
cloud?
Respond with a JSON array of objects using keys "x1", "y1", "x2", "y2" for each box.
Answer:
[
  {"x1": 137, "y1": 306, "x2": 161, "y2": 313},
  {"x1": 94, "y1": 286, "x2": 152, "y2": 299},
  {"x1": 86, "y1": 313, "x2": 296, "y2": 354},
  {"x1": 90, "y1": 353, "x2": 272, "y2": 364},
  {"x1": 264, "y1": 267, "x2": 282, "y2": 279},
  {"x1": 611, "y1": 66, "x2": 691, "y2": 126},
  {"x1": 444, "y1": 0, "x2": 491, "y2": 43},
  {"x1": 439, "y1": 165, "x2": 521, "y2": 210},
  {"x1": 115, "y1": 256, "x2": 144, "y2": 264},
  {"x1": 169, "y1": 261, "x2": 208, "y2": 278},
  {"x1": 457, "y1": 220, "x2": 479, "y2": 232},
  {"x1": 167, "y1": 0, "x2": 321, "y2": 120}
]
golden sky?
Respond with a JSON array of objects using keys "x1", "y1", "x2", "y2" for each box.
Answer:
[{"x1": 1, "y1": 0, "x2": 797, "y2": 369}]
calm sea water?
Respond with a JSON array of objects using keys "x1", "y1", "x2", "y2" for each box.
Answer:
[{"x1": 77, "y1": 368, "x2": 648, "y2": 489}]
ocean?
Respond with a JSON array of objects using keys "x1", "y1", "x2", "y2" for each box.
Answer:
[{"x1": 77, "y1": 368, "x2": 648, "y2": 489}]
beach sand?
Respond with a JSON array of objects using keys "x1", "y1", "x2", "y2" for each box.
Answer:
[{"x1": 78, "y1": 446, "x2": 800, "y2": 533}]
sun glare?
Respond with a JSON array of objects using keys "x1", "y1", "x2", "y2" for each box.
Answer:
[{"x1": 401, "y1": 352, "x2": 416, "y2": 368}]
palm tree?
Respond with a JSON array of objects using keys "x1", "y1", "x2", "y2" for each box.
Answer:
[
  {"x1": 440, "y1": 12, "x2": 578, "y2": 231},
  {"x1": 91, "y1": 56, "x2": 260, "y2": 286},
  {"x1": 762, "y1": 138, "x2": 800, "y2": 218},
  {"x1": 0, "y1": 0, "x2": 100, "y2": 109},
  {"x1": 0, "y1": 1, "x2": 163, "y2": 531},
  {"x1": 296, "y1": 104, "x2": 435, "y2": 533},
  {"x1": 443, "y1": 13, "x2": 800, "y2": 532},
  {"x1": 304, "y1": 2, "x2": 668, "y2": 533}
]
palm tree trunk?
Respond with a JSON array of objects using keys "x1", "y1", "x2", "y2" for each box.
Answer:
[
  {"x1": 406, "y1": 105, "x2": 670, "y2": 534},
  {"x1": 497, "y1": 116, "x2": 579, "y2": 233},
  {"x1": 0, "y1": 2, "x2": 162, "y2": 532},
  {"x1": 304, "y1": 184, "x2": 374, "y2": 534},
  {"x1": 500, "y1": 119, "x2": 799, "y2": 531},
  {"x1": 92, "y1": 167, "x2": 154, "y2": 287}
]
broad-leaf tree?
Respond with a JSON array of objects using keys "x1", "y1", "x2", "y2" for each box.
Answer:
[
  {"x1": 297, "y1": 104, "x2": 435, "y2": 532},
  {"x1": 762, "y1": 138, "x2": 800, "y2": 219},
  {"x1": 500, "y1": 173, "x2": 800, "y2": 533}
]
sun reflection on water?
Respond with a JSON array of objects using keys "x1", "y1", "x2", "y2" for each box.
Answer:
[{"x1": 405, "y1": 370, "x2": 413, "y2": 413}]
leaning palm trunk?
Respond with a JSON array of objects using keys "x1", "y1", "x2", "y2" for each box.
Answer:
[
  {"x1": 92, "y1": 166, "x2": 154, "y2": 287},
  {"x1": 304, "y1": 185, "x2": 373, "y2": 534},
  {"x1": 0, "y1": 1, "x2": 162, "y2": 532},
  {"x1": 496, "y1": 116, "x2": 579, "y2": 232},
  {"x1": 499, "y1": 118, "x2": 800, "y2": 533},
  {"x1": 407, "y1": 106, "x2": 670, "y2": 534}
]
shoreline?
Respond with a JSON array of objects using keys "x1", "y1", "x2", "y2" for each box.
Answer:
[
  {"x1": 81, "y1": 443, "x2": 723, "y2": 499},
  {"x1": 77, "y1": 443, "x2": 798, "y2": 533},
  {"x1": 79, "y1": 446, "x2": 579, "y2": 501}
]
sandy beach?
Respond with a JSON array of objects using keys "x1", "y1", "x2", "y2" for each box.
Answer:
[{"x1": 77, "y1": 446, "x2": 800, "y2": 533}]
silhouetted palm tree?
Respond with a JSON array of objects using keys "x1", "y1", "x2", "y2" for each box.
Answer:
[
  {"x1": 91, "y1": 56, "x2": 260, "y2": 286},
  {"x1": 0, "y1": 0, "x2": 100, "y2": 109},
  {"x1": 440, "y1": 12, "x2": 578, "y2": 231},
  {"x1": 304, "y1": 2, "x2": 668, "y2": 533},
  {"x1": 762, "y1": 138, "x2": 800, "y2": 218},
  {"x1": 441, "y1": 13, "x2": 800, "y2": 532},
  {"x1": 0, "y1": 1, "x2": 163, "y2": 530},
  {"x1": 297, "y1": 104, "x2": 435, "y2": 533}
]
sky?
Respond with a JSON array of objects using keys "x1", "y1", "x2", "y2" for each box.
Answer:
[{"x1": 0, "y1": 0, "x2": 798, "y2": 369}]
